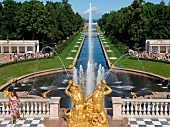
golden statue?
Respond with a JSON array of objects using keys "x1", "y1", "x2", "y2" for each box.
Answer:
[
  {"x1": 85, "y1": 80, "x2": 112, "y2": 127},
  {"x1": 68, "y1": 64, "x2": 74, "y2": 69},
  {"x1": 64, "y1": 80, "x2": 87, "y2": 127},
  {"x1": 131, "y1": 92, "x2": 137, "y2": 99},
  {"x1": 152, "y1": 92, "x2": 159, "y2": 95},
  {"x1": 110, "y1": 63, "x2": 114, "y2": 68},
  {"x1": 4, "y1": 89, "x2": 9, "y2": 99},
  {"x1": 64, "y1": 80, "x2": 112, "y2": 127},
  {"x1": 81, "y1": 78, "x2": 86, "y2": 85},
  {"x1": 42, "y1": 90, "x2": 51, "y2": 98},
  {"x1": 6, "y1": 76, "x2": 17, "y2": 85}
]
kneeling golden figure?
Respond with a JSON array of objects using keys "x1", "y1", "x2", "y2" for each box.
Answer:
[{"x1": 85, "y1": 80, "x2": 112, "y2": 127}]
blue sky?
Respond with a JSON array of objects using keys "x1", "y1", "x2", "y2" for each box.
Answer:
[{"x1": 0, "y1": 0, "x2": 169, "y2": 19}]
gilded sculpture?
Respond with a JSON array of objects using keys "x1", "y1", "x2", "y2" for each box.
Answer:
[
  {"x1": 64, "y1": 80, "x2": 86, "y2": 127},
  {"x1": 131, "y1": 92, "x2": 137, "y2": 99},
  {"x1": 4, "y1": 89, "x2": 9, "y2": 99},
  {"x1": 42, "y1": 90, "x2": 51, "y2": 98},
  {"x1": 64, "y1": 79, "x2": 112, "y2": 127}
]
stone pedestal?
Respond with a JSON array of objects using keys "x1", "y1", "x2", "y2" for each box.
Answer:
[
  {"x1": 49, "y1": 97, "x2": 61, "y2": 120},
  {"x1": 112, "y1": 97, "x2": 123, "y2": 120}
]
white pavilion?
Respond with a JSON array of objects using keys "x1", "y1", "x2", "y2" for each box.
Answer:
[
  {"x1": 0, "y1": 40, "x2": 39, "y2": 54},
  {"x1": 145, "y1": 39, "x2": 170, "y2": 54}
]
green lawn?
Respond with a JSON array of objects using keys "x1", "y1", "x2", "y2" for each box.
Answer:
[
  {"x1": 0, "y1": 32, "x2": 169, "y2": 87},
  {"x1": 99, "y1": 34, "x2": 170, "y2": 78},
  {"x1": 114, "y1": 58, "x2": 170, "y2": 77},
  {"x1": 0, "y1": 33, "x2": 83, "y2": 86}
]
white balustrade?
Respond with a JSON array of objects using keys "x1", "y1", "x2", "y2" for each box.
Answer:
[
  {"x1": 2, "y1": 97, "x2": 170, "y2": 119},
  {"x1": 121, "y1": 99, "x2": 170, "y2": 118},
  {"x1": 0, "y1": 98, "x2": 51, "y2": 118}
]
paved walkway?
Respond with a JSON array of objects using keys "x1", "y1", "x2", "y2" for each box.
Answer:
[
  {"x1": 128, "y1": 118, "x2": 170, "y2": 127},
  {"x1": 1, "y1": 117, "x2": 170, "y2": 127},
  {"x1": 0, "y1": 54, "x2": 12, "y2": 63}
]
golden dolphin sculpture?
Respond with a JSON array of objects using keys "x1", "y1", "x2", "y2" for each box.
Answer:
[{"x1": 42, "y1": 90, "x2": 51, "y2": 98}]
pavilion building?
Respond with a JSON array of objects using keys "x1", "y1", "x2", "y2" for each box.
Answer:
[
  {"x1": 145, "y1": 39, "x2": 170, "y2": 54},
  {"x1": 0, "y1": 40, "x2": 39, "y2": 54}
]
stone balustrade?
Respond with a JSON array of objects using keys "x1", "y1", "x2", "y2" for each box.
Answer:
[
  {"x1": 112, "y1": 97, "x2": 170, "y2": 119},
  {"x1": 1, "y1": 97, "x2": 170, "y2": 119},
  {"x1": 122, "y1": 98, "x2": 170, "y2": 117},
  {"x1": 0, "y1": 97, "x2": 61, "y2": 119}
]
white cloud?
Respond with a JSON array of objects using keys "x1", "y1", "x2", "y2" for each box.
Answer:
[{"x1": 83, "y1": 6, "x2": 98, "y2": 14}]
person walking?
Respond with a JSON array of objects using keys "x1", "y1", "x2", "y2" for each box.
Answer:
[{"x1": 8, "y1": 91, "x2": 20, "y2": 125}]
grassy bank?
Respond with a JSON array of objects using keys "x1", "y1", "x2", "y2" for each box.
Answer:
[
  {"x1": 0, "y1": 33, "x2": 84, "y2": 86},
  {"x1": 99, "y1": 34, "x2": 170, "y2": 78}
]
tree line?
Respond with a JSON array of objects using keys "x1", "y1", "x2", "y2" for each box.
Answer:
[
  {"x1": 0, "y1": 0, "x2": 85, "y2": 48},
  {"x1": 98, "y1": 0, "x2": 170, "y2": 50}
]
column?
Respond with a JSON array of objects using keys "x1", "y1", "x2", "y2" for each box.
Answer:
[
  {"x1": 9, "y1": 46, "x2": 12, "y2": 53},
  {"x1": 158, "y1": 46, "x2": 160, "y2": 53},
  {"x1": 17, "y1": 46, "x2": 19, "y2": 53},
  {"x1": 33, "y1": 46, "x2": 35, "y2": 53},
  {"x1": 25, "y1": 46, "x2": 27, "y2": 53},
  {"x1": 166, "y1": 46, "x2": 169, "y2": 53},
  {"x1": 49, "y1": 97, "x2": 61, "y2": 120},
  {"x1": 1, "y1": 46, "x2": 4, "y2": 53},
  {"x1": 37, "y1": 40, "x2": 39, "y2": 52},
  {"x1": 145, "y1": 42, "x2": 147, "y2": 52},
  {"x1": 112, "y1": 97, "x2": 123, "y2": 120},
  {"x1": 149, "y1": 46, "x2": 152, "y2": 54}
]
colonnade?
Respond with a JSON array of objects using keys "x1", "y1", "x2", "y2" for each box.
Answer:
[{"x1": 0, "y1": 40, "x2": 39, "y2": 54}]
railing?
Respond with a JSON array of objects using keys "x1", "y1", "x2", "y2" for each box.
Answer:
[
  {"x1": 1, "y1": 97, "x2": 170, "y2": 119},
  {"x1": 122, "y1": 99, "x2": 170, "y2": 117},
  {"x1": 0, "y1": 97, "x2": 60, "y2": 119}
]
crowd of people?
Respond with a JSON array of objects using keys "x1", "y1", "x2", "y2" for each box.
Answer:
[
  {"x1": 129, "y1": 49, "x2": 170, "y2": 61},
  {"x1": 2, "y1": 51, "x2": 53, "y2": 63}
]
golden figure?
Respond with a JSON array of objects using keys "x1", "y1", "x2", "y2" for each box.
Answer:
[
  {"x1": 6, "y1": 76, "x2": 17, "y2": 85},
  {"x1": 64, "y1": 80, "x2": 112, "y2": 127},
  {"x1": 85, "y1": 80, "x2": 112, "y2": 127},
  {"x1": 131, "y1": 92, "x2": 137, "y2": 99},
  {"x1": 21, "y1": 91, "x2": 26, "y2": 94},
  {"x1": 81, "y1": 78, "x2": 86, "y2": 85},
  {"x1": 110, "y1": 63, "x2": 114, "y2": 68},
  {"x1": 152, "y1": 92, "x2": 159, "y2": 95},
  {"x1": 68, "y1": 64, "x2": 74, "y2": 69},
  {"x1": 4, "y1": 89, "x2": 9, "y2": 99},
  {"x1": 42, "y1": 90, "x2": 51, "y2": 98},
  {"x1": 64, "y1": 80, "x2": 87, "y2": 127}
]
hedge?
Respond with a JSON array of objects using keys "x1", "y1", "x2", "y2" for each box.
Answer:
[{"x1": 128, "y1": 56, "x2": 170, "y2": 64}]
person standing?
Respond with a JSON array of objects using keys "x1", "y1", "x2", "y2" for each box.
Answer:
[{"x1": 8, "y1": 91, "x2": 20, "y2": 125}]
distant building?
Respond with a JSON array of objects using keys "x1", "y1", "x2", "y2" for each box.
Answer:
[
  {"x1": 0, "y1": 40, "x2": 39, "y2": 54},
  {"x1": 145, "y1": 39, "x2": 170, "y2": 54}
]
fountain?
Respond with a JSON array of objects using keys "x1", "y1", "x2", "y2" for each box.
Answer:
[
  {"x1": 0, "y1": 3, "x2": 169, "y2": 127},
  {"x1": 0, "y1": 1, "x2": 168, "y2": 115},
  {"x1": 1, "y1": 0, "x2": 167, "y2": 108}
]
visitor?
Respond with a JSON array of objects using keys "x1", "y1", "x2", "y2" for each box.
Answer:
[{"x1": 8, "y1": 91, "x2": 20, "y2": 125}]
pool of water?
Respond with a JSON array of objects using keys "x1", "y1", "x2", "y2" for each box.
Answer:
[{"x1": 8, "y1": 71, "x2": 169, "y2": 108}]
